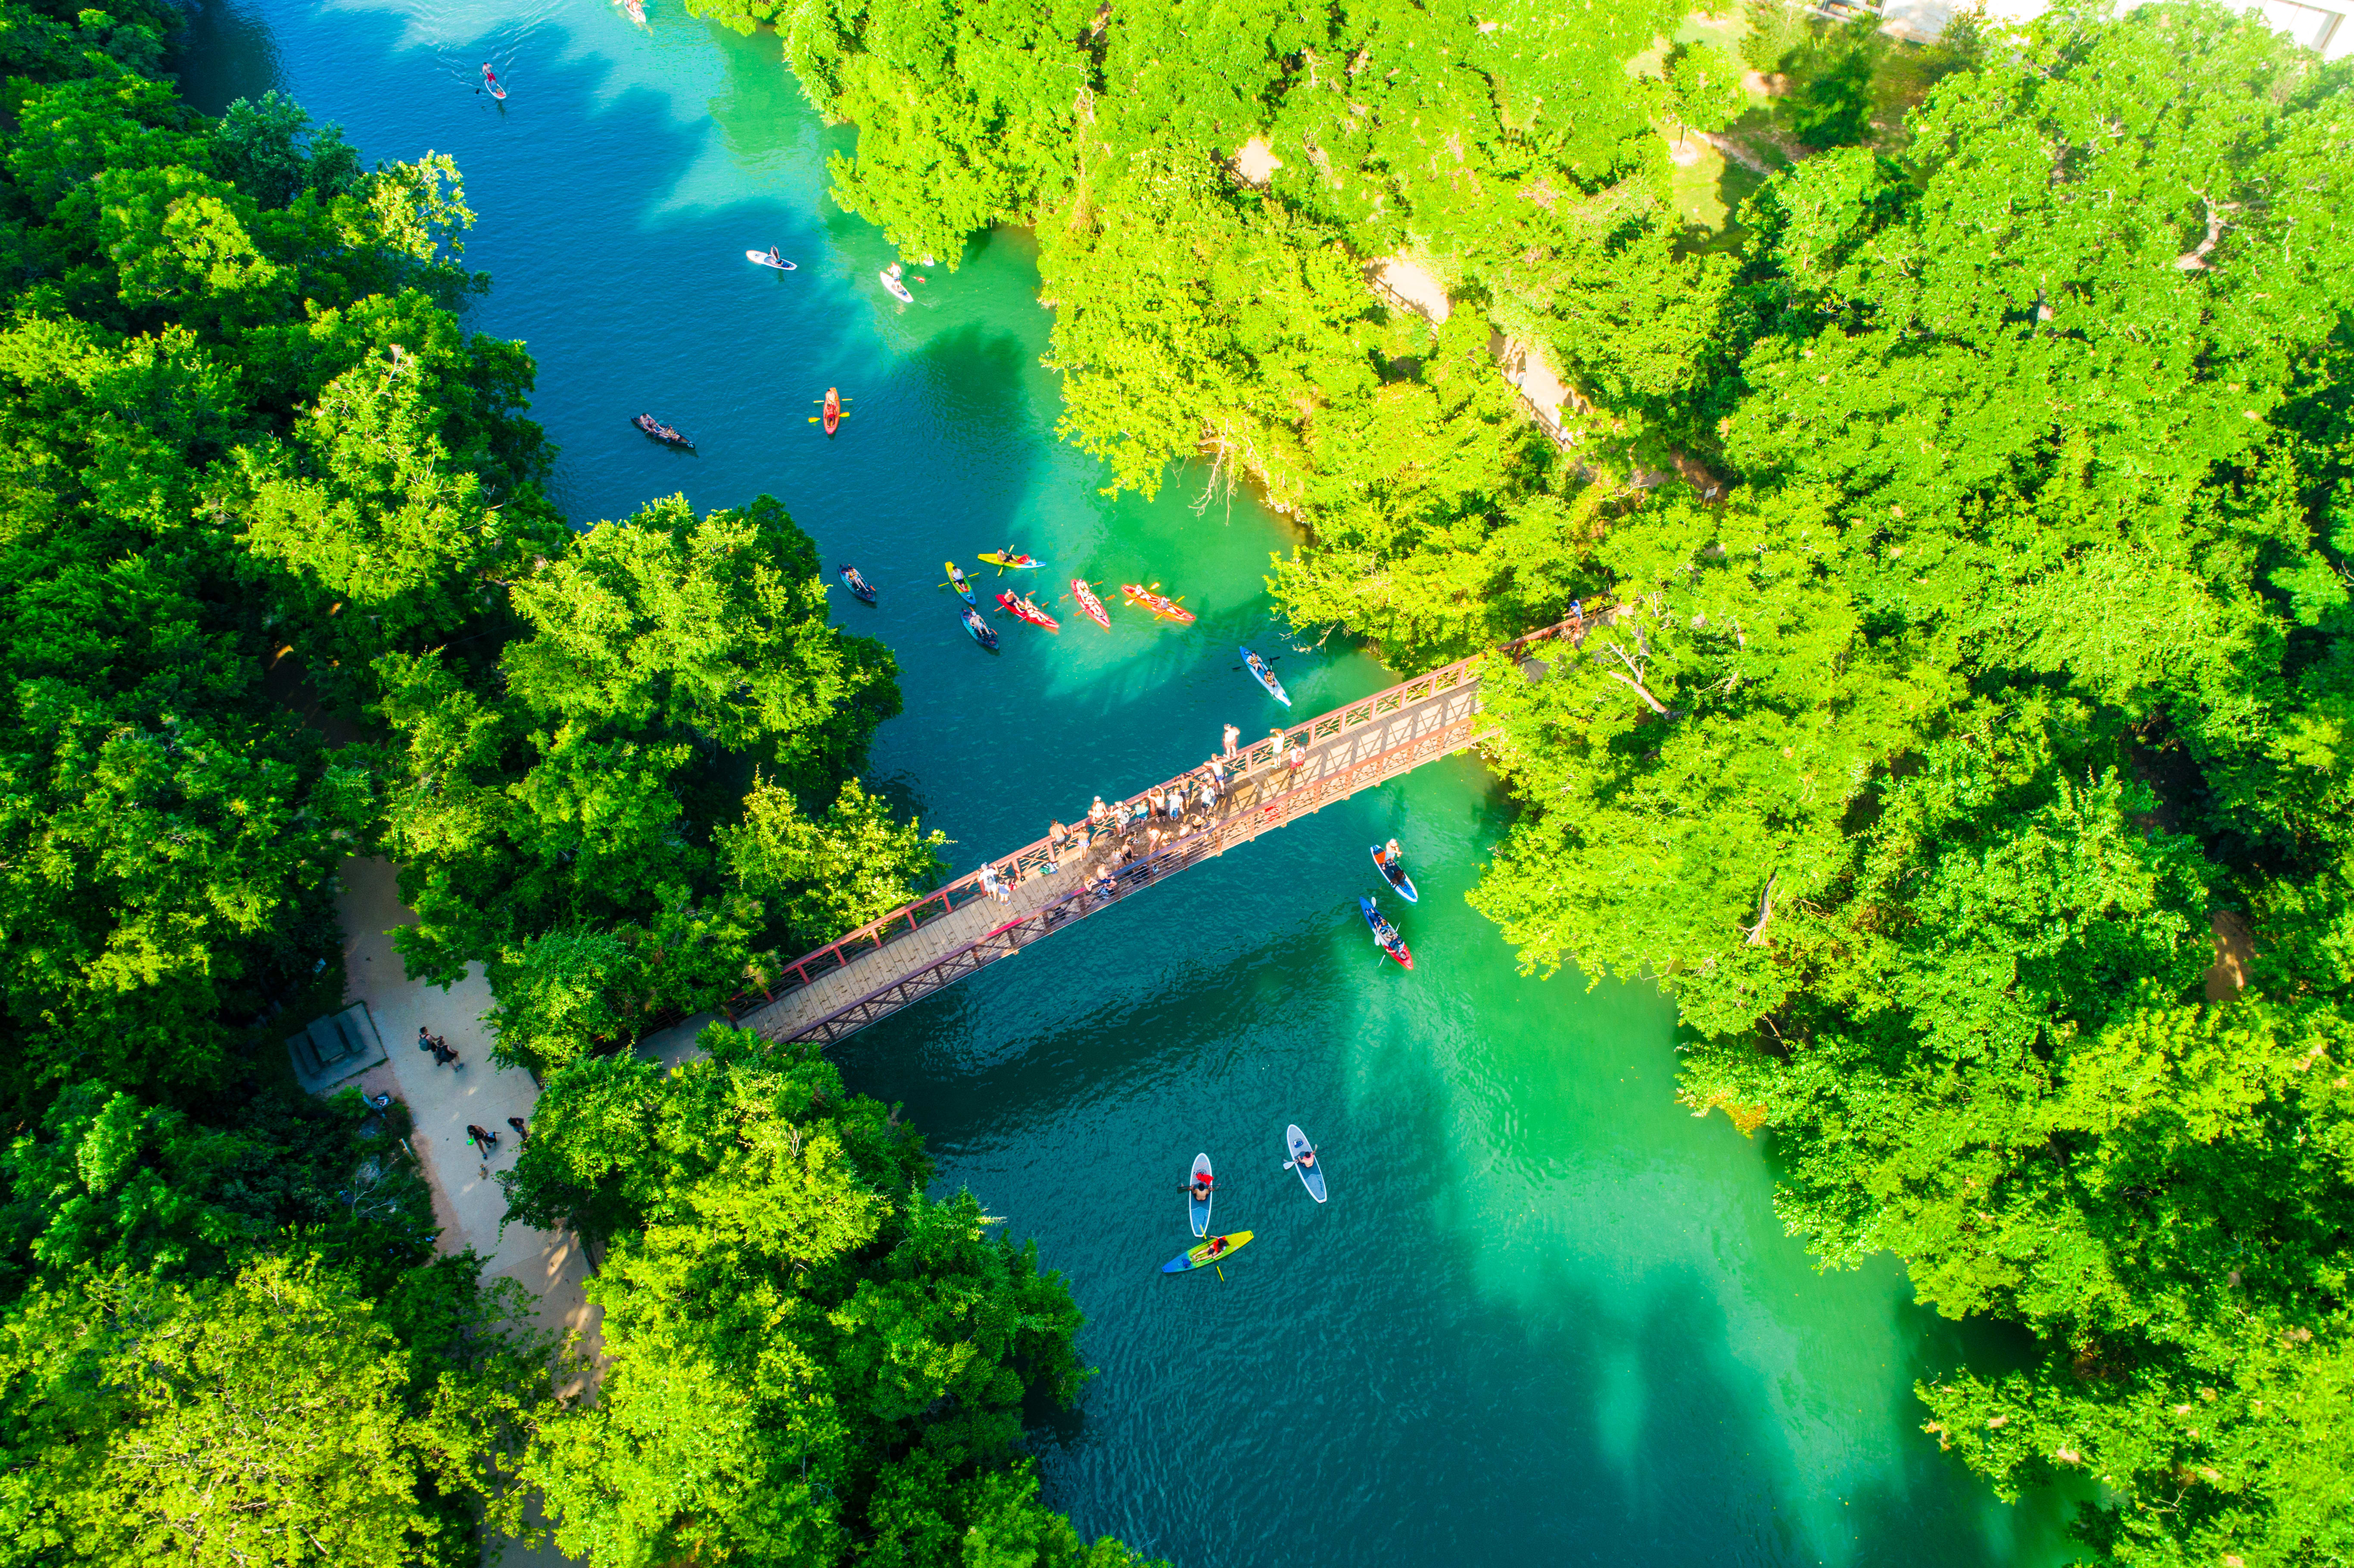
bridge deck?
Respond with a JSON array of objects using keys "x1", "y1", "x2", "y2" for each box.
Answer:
[{"x1": 709, "y1": 613, "x2": 1594, "y2": 1048}]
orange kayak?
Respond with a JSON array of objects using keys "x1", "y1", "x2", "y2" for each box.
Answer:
[
  {"x1": 1120, "y1": 583, "x2": 1195, "y2": 624},
  {"x1": 822, "y1": 387, "x2": 841, "y2": 436},
  {"x1": 1070, "y1": 579, "x2": 1110, "y2": 630}
]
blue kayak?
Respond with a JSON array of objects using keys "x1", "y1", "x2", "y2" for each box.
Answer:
[
  {"x1": 1242, "y1": 646, "x2": 1290, "y2": 706},
  {"x1": 961, "y1": 607, "x2": 998, "y2": 650}
]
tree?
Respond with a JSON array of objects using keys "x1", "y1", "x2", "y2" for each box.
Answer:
[
  {"x1": 1663, "y1": 40, "x2": 1745, "y2": 149},
  {"x1": 506, "y1": 1026, "x2": 1154, "y2": 1567}
]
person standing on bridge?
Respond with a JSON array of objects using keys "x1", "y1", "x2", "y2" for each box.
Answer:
[{"x1": 1223, "y1": 723, "x2": 1239, "y2": 757}]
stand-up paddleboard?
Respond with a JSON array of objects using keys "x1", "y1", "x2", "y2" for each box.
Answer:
[
  {"x1": 881, "y1": 268, "x2": 913, "y2": 302},
  {"x1": 1360, "y1": 895, "x2": 1413, "y2": 970},
  {"x1": 480, "y1": 64, "x2": 506, "y2": 100},
  {"x1": 944, "y1": 563, "x2": 976, "y2": 607},
  {"x1": 1189, "y1": 1154, "x2": 1213, "y2": 1237},
  {"x1": 746, "y1": 248, "x2": 797, "y2": 271},
  {"x1": 960, "y1": 607, "x2": 998, "y2": 650},
  {"x1": 1161, "y1": 1231, "x2": 1252, "y2": 1273},
  {"x1": 1370, "y1": 845, "x2": 1419, "y2": 903},
  {"x1": 1242, "y1": 647, "x2": 1290, "y2": 706},
  {"x1": 1286, "y1": 1125, "x2": 1326, "y2": 1203},
  {"x1": 1069, "y1": 579, "x2": 1111, "y2": 630}
]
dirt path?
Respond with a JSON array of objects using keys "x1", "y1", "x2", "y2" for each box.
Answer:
[{"x1": 334, "y1": 858, "x2": 598, "y2": 1568}]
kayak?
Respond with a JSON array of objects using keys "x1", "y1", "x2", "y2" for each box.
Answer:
[
  {"x1": 960, "y1": 607, "x2": 998, "y2": 650},
  {"x1": 631, "y1": 413, "x2": 694, "y2": 450},
  {"x1": 822, "y1": 386, "x2": 841, "y2": 436},
  {"x1": 838, "y1": 564, "x2": 876, "y2": 604},
  {"x1": 746, "y1": 249, "x2": 797, "y2": 271},
  {"x1": 1189, "y1": 1153, "x2": 1213, "y2": 1237},
  {"x1": 481, "y1": 64, "x2": 505, "y2": 99},
  {"x1": 996, "y1": 591, "x2": 1060, "y2": 632},
  {"x1": 881, "y1": 269, "x2": 913, "y2": 302},
  {"x1": 979, "y1": 551, "x2": 1040, "y2": 570},
  {"x1": 1161, "y1": 1230, "x2": 1253, "y2": 1273},
  {"x1": 1370, "y1": 845, "x2": 1420, "y2": 903},
  {"x1": 1360, "y1": 895, "x2": 1413, "y2": 970},
  {"x1": 1286, "y1": 1124, "x2": 1326, "y2": 1204},
  {"x1": 618, "y1": 0, "x2": 645, "y2": 23},
  {"x1": 1242, "y1": 647, "x2": 1290, "y2": 707},
  {"x1": 1120, "y1": 583, "x2": 1196, "y2": 624},
  {"x1": 944, "y1": 563, "x2": 976, "y2": 607},
  {"x1": 1070, "y1": 579, "x2": 1111, "y2": 630}
]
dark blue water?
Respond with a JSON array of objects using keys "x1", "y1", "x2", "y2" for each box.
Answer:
[{"x1": 175, "y1": 5, "x2": 2070, "y2": 1562}]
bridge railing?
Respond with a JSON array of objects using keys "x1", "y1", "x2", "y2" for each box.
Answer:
[{"x1": 649, "y1": 609, "x2": 1600, "y2": 1037}]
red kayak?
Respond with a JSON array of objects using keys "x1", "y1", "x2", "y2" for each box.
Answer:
[
  {"x1": 822, "y1": 386, "x2": 841, "y2": 436},
  {"x1": 1121, "y1": 582, "x2": 1195, "y2": 624},
  {"x1": 1069, "y1": 579, "x2": 1111, "y2": 631},
  {"x1": 996, "y1": 591, "x2": 1060, "y2": 632}
]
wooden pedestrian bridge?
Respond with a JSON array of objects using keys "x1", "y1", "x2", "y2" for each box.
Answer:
[{"x1": 701, "y1": 611, "x2": 1599, "y2": 1048}]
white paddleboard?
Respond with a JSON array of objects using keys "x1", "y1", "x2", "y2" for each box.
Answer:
[{"x1": 1286, "y1": 1125, "x2": 1326, "y2": 1203}]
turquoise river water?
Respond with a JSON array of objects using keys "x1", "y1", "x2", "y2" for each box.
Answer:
[{"x1": 177, "y1": 5, "x2": 2071, "y2": 1562}]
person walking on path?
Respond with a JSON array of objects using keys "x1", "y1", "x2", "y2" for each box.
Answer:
[
  {"x1": 466, "y1": 1123, "x2": 499, "y2": 1154},
  {"x1": 507, "y1": 1116, "x2": 531, "y2": 1145}
]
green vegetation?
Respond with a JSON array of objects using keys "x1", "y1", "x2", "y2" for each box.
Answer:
[
  {"x1": 751, "y1": 0, "x2": 2354, "y2": 1558},
  {"x1": 0, "y1": 0, "x2": 1116, "y2": 1561},
  {"x1": 505, "y1": 1025, "x2": 1148, "y2": 1568}
]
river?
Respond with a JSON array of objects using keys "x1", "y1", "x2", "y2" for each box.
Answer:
[{"x1": 175, "y1": 4, "x2": 2069, "y2": 1562}]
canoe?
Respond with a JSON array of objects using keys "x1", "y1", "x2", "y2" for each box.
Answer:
[
  {"x1": 1286, "y1": 1124, "x2": 1326, "y2": 1204},
  {"x1": 1370, "y1": 845, "x2": 1419, "y2": 903},
  {"x1": 1070, "y1": 579, "x2": 1110, "y2": 630},
  {"x1": 1189, "y1": 1153, "x2": 1212, "y2": 1237},
  {"x1": 996, "y1": 591, "x2": 1059, "y2": 632},
  {"x1": 945, "y1": 563, "x2": 976, "y2": 607},
  {"x1": 881, "y1": 270, "x2": 913, "y2": 302},
  {"x1": 822, "y1": 386, "x2": 841, "y2": 436},
  {"x1": 631, "y1": 414, "x2": 694, "y2": 450},
  {"x1": 1242, "y1": 647, "x2": 1290, "y2": 707},
  {"x1": 1359, "y1": 895, "x2": 1413, "y2": 970},
  {"x1": 837, "y1": 565, "x2": 876, "y2": 604},
  {"x1": 1161, "y1": 1230, "x2": 1253, "y2": 1273},
  {"x1": 1120, "y1": 583, "x2": 1195, "y2": 624},
  {"x1": 960, "y1": 607, "x2": 998, "y2": 650},
  {"x1": 746, "y1": 249, "x2": 797, "y2": 271},
  {"x1": 978, "y1": 551, "x2": 1040, "y2": 570},
  {"x1": 481, "y1": 65, "x2": 506, "y2": 99}
]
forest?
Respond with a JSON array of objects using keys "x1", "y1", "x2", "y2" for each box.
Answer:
[
  {"x1": 0, "y1": 0, "x2": 1144, "y2": 1561},
  {"x1": 653, "y1": 0, "x2": 2354, "y2": 1559}
]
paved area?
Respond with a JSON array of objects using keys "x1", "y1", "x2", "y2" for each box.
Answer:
[{"x1": 336, "y1": 859, "x2": 600, "y2": 1568}]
